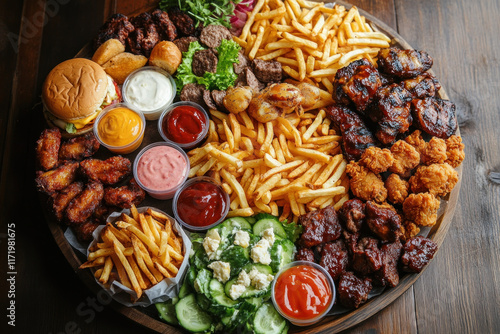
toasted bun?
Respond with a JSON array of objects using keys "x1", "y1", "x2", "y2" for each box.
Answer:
[
  {"x1": 102, "y1": 52, "x2": 148, "y2": 84},
  {"x1": 92, "y1": 39, "x2": 125, "y2": 65},
  {"x1": 149, "y1": 41, "x2": 182, "y2": 75},
  {"x1": 42, "y1": 58, "x2": 108, "y2": 121}
]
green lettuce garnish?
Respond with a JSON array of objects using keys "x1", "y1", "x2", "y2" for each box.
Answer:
[{"x1": 65, "y1": 123, "x2": 76, "y2": 134}]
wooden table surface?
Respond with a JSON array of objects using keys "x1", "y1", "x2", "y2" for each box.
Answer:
[{"x1": 1, "y1": 0, "x2": 499, "y2": 333}]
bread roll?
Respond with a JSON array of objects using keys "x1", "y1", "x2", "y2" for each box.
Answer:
[
  {"x1": 102, "y1": 52, "x2": 148, "y2": 84},
  {"x1": 92, "y1": 39, "x2": 125, "y2": 65},
  {"x1": 149, "y1": 41, "x2": 182, "y2": 75}
]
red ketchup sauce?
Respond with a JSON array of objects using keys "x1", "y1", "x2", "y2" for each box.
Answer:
[
  {"x1": 162, "y1": 105, "x2": 206, "y2": 144},
  {"x1": 176, "y1": 181, "x2": 227, "y2": 227},
  {"x1": 274, "y1": 265, "x2": 332, "y2": 320}
]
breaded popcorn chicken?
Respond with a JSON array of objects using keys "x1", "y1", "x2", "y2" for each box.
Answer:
[
  {"x1": 389, "y1": 140, "x2": 420, "y2": 177},
  {"x1": 409, "y1": 163, "x2": 458, "y2": 197},
  {"x1": 359, "y1": 146, "x2": 394, "y2": 174},
  {"x1": 445, "y1": 135, "x2": 465, "y2": 168},
  {"x1": 421, "y1": 137, "x2": 447, "y2": 165},
  {"x1": 385, "y1": 174, "x2": 409, "y2": 205},
  {"x1": 403, "y1": 193, "x2": 440, "y2": 227},
  {"x1": 346, "y1": 161, "x2": 387, "y2": 203},
  {"x1": 401, "y1": 220, "x2": 420, "y2": 241},
  {"x1": 405, "y1": 130, "x2": 426, "y2": 157}
]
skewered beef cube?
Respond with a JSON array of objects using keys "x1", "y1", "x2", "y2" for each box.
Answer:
[
  {"x1": 299, "y1": 205, "x2": 342, "y2": 248},
  {"x1": 319, "y1": 240, "x2": 349, "y2": 281},
  {"x1": 338, "y1": 272, "x2": 372, "y2": 309},
  {"x1": 401, "y1": 235, "x2": 438, "y2": 272},
  {"x1": 352, "y1": 237, "x2": 383, "y2": 275}
]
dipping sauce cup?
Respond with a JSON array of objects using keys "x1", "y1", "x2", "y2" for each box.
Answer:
[
  {"x1": 271, "y1": 261, "x2": 335, "y2": 326},
  {"x1": 133, "y1": 142, "x2": 190, "y2": 200},
  {"x1": 122, "y1": 66, "x2": 176, "y2": 121},
  {"x1": 158, "y1": 101, "x2": 209, "y2": 150},
  {"x1": 172, "y1": 176, "x2": 229, "y2": 231},
  {"x1": 93, "y1": 103, "x2": 145, "y2": 154}
]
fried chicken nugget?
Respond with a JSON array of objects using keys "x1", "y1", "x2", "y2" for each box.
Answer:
[
  {"x1": 389, "y1": 140, "x2": 420, "y2": 177},
  {"x1": 445, "y1": 135, "x2": 465, "y2": 168},
  {"x1": 66, "y1": 181, "x2": 104, "y2": 225},
  {"x1": 359, "y1": 146, "x2": 394, "y2": 174},
  {"x1": 36, "y1": 128, "x2": 61, "y2": 171},
  {"x1": 346, "y1": 161, "x2": 387, "y2": 203},
  {"x1": 104, "y1": 178, "x2": 145, "y2": 209},
  {"x1": 403, "y1": 192, "x2": 440, "y2": 227},
  {"x1": 421, "y1": 137, "x2": 447, "y2": 165},
  {"x1": 35, "y1": 161, "x2": 79, "y2": 194},
  {"x1": 401, "y1": 220, "x2": 420, "y2": 242},
  {"x1": 409, "y1": 163, "x2": 458, "y2": 197},
  {"x1": 385, "y1": 174, "x2": 409, "y2": 205},
  {"x1": 404, "y1": 129, "x2": 426, "y2": 157},
  {"x1": 59, "y1": 133, "x2": 100, "y2": 161},
  {"x1": 80, "y1": 156, "x2": 131, "y2": 185}
]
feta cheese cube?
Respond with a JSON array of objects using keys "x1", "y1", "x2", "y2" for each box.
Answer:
[
  {"x1": 203, "y1": 229, "x2": 221, "y2": 260},
  {"x1": 234, "y1": 230, "x2": 250, "y2": 248},
  {"x1": 236, "y1": 270, "x2": 251, "y2": 287},
  {"x1": 251, "y1": 238, "x2": 271, "y2": 265},
  {"x1": 248, "y1": 268, "x2": 274, "y2": 290},
  {"x1": 207, "y1": 261, "x2": 231, "y2": 283},
  {"x1": 261, "y1": 228, "x2": 275, "y2": 245},
  {"x1": 229, "y1": 284, "x2": 246, "y2": 300}
]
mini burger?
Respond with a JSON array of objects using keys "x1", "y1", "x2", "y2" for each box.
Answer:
[{"x1": 42, "y1": 58, "x2": 121, "y2": 137}]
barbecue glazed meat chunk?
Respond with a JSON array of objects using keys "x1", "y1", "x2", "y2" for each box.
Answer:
[
  {"x1": 365, "y1": 202, "x2": 402, "y2": 242},
  {"x1": 151, "y1": 9, "x2": 178, "y2": 41},
  {"x1": 403, "y1": 193, "x2": 441, "y2": 227},
  {"x1": 36, "y1": 128, "x2": 61, "y2": 171},
  {"x1": 94, "y1": 13, "x2": 135, "y2": 49},
  {"x1": 401, "y1": 72, "x2": 441, "y2": 99},
  {"x1": 377, "y1": 48, "x2": 433, "y2": 79},
  {"x1": 80, "y1": 156, "x2": 131, "y2": 185},
  {"x1": 333, "y1": 58, "x2": 382, "y2": 112},
  {"x1": 385, "y1": 174, "x2": 409, "y2": 205},
  {"x1": 320, "y1": 240, "x2": 349, "y2": 281},
  {"x1": 339, "y1": 199, "x2": 366, "y2": 233},
  {"x1": 325, "y1": 104, "x2": 375, "y2": 161},
  {"x1": 359, "y1": 146, "x2": 394, "y2": 174},
  {"x1": 104, "y1": 178, "x2": 146, "y2": 209},
  {"x1": 36, "y1": 161, "x2": 79, "y2": 195},
  {"x1": 167, "y1": 7, "x2": 195, "y2": 36},
  {"x1": 369, "y1": 84, "x2": 413, "y2": 145},
  {"x1": 409, "y1": 163, "x2": 458, "y2": 197},
  {"x1": 299, "y1": 205, "x2": 342, "y2": 248},
  {"x1": 445, "y1": 135, "x2": 465, "y2": 168},
  {"x1": 352, "y1": 237, "x2": 382, "y2": 275},
  {"x1": 295, "y1": 247, "x2": 315, "y2": 262},
  {"x1": 338, "y1": 272, "x2": 372, "y2": 309},
  {"x1": 373, "y1": 240, "x2": 402, "y2": 287},
  {"x1": 66, "y1": 181, "x2": 104, "y2": 225},
  {"x1": 401, "y1": 235, "x2": 438, "y2": 272},
  {"x1": 411, "y1": 97, "x2": 457, "y2": 138},
  {"x1": 51, "y1": 181, "x2": 84, "y2": 221},
  {"x1": 127, "y1": 13, "x2": 160, "y2": 57},
  {"x1": 346, "y1": 162, "x2": 387, "y2": 203},
  {"x1": 59, "y1": 133, "x2": 100, "y2": 162},
  {"x1": 389, "y1": 140, "x2": 421, "y2": 177}
]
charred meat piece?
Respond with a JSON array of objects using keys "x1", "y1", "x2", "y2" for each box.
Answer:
[
  {"x1": 369, "y1": 84, "x2": 413, "y2": 145},
  {"x1": 299, "y1": 205, "x2": 342, "y2": 248},
  {"x1": 173, "y1": 36, "x2": 199, "y2": 53},
  {"x1": 325, "y1": 104, "x2": 375, "y2": 161},
  {"x1": 373, "y1": 240, "x2": 402, "y2": 287},
  {"x1": 252, "y1": 59, "x2": 282, "y2": 83},
  {"x1": 409, "y1": 163, "x2": 458, "y2": 197},
  {"x1": 333, "y1": 58, "x2": 382, "y2": 112},
  {"x1": 36, "y1": 161, "x2": 79, "y2": 195},
  {"x1": 127, "y1": 13, "x2": 160, "y2": 57},
  {"x1": 73, "y1": 220, "x2": 100, "y2": 243},
  {"x1": 36, "y1": 128, "x2": 61, "y2": 171},
  {"x1": 352, "y1": 237, "x2": 383, "y2": 275},
  {"x1": 104, "y1": 178, "x2": 146, "y2": 209},
  {"x1": 66, "y1": 181, "x2": 104, "y2": 225},
  {"x1": 346, "y1": 162, "x2": 387, "y2": 203},
  {"x1": 343, "y1": 230, "x2": 360, "y2": 255},
  {"x1": 338, "y1": 272, "x2": 372, "y2": 309},
  {"x1": 80, "y1": 156, "x2": 131, "y2": 185},
  {"x1": 377, "y1": 48, "x2": 433, "y2": 79},
  {"x1": 167, "y1": 7, "x2": 195, "y2": 36},
  {"x1": 200, "y1": 24, "x2": 232, "y2": 48},
  {"x1": 94, "y1": 13, "x2": 134, "y2": 49},
  {"x1": 320, "y1": 240, "x2": 349, "y2": 281},
  {"x1": 295, "y1": 247, "x2": 315, "y2": 262},
  {"x1": 151, "y1": 9, "x2": 178, "y2": 41},
  {"x1": 203, "y1": 89, "x2": 218, "y2": 110},
  {"x1": 403, "y1": 193, "x2": 441, "y2": 227},
  {"x1": 211, "y1": 90, "x2": 227, "y2": 112},
  {"x1": 180, "y1": 83, "x2": 207, "y2": 108},
  {"x1": 245, "y1": 67, "x2": 265, "y2": 92},
  {"x1": 339, "y1": 199, "x2": 366, "y2": 233},
  {"x1": 51, "y1": 182, "x2": 84, "y2": 221},
  {"x1": 192, "y1": 49, "x2": 218, "y2": 77},
  {"x1": 234, "y1": 50, "x2": 250, "y2": 74},
  {"x1": 59, "y1": 133, "x2": 100, "y2": 161},
  {"x1": 411, "y1": 97, "x2": 457, "y2": 138},
  {"x1": 365, "y1": 201, "x2": 402, "y2": 242},
  {"x1": 401, "y1": 235, "x2": 438, "y2": 272},
  {"x1": 401, "y1": 72, "x2": 441, "y2": 99}
]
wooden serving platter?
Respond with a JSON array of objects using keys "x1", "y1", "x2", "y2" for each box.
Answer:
[{"x1": 41, "y1": 1, "x2": 462, "y2": 333}]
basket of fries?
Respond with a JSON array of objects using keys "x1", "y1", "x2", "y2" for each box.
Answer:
[{"x1": 79, "y1": 205, "x2": 191, "y2": 307}]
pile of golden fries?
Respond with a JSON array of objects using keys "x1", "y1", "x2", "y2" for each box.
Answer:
[
  {"x1": 234, "y1": 0, "x2": 391, "y2": 92},
  {"x1": 79, "y1": 205, "x2": 184, "y2": 300},
  {"x1": 188, "y1": 108, "x2": 350, "y2": 222}
]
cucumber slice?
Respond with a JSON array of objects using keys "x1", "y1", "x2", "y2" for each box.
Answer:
[
  {"x1": 246, "y1": 216, "x2": 257, "y2": 224},
  {"x1": 194, "y1": 268, "x2": 212, "y2": 297},
  {"x1": 253, "y1": 218, "x2": 286, "y2": 239},
  {"x1": 253, "y1": 302, "x2": 287, "y2": 334},
  {"x1": 223, "y1": 217, "x2": 252, "y2": 231},
  {"x1": 156, "y1": 301, "x2": 178, "y2": 325},
  {"x1": 270, "y1": 239, "x2": 295, "y2": 272},
  {"x1": 175, "y1": 294, "x2": 212, "y2": 332},
  {"x1": 210, "y1": 278, "x2": 239, "y2": 307},
  {"x1": 179, "y1": 279, "x2": 192, "y2": 299}
]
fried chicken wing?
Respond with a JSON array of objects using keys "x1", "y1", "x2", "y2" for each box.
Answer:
[
  {"x1": 36, "y1": 161, "x2": 79, "y2": 194},
  {"x1": 373, "y1": 240, "x2": 402, "y2": 287},
  {"x1": 359, "y1": 146, "x2": 394, "y2": 174},
  {"x1": 326, "y1": 104, "x2": 375, "y2": 161},
  {"x1": 298, "y1": 205, "x2": 342, "y2": 248},
  {"x1": 59, "y1": 133, "x2": 100, "y2": 161},
  {"x1": 385, "y1": 174, "x2": 409, "y2": 205},
  {"x1": 445, "y1": 135, "x2": 465, "y2": 168},
  {"x1": 389, "y1": 140, "x2": 420, "y2": 177},
  {"x1": 80, "y1": 156, "x2": 131, "y2": 185},
  {"x1": 352, "y1": 236, "x2": 383, "y2": 275},
  {"x1": 421, "y1": 137, "x2": 447, "y2": 165},
  {"x1": 66, "y1": 181, "x2": 104, "y2": 225},
  {"x1": 365, "y1": 201, "x2": 402, "y2": 242},
  {"x1": 73, "y1": 220, "x2": 100, "y2": 243},
  {"x1": 339, "y1": 199, "x2": 366, "y2": 233},
  {"x1": 104, "y1": 178, "x2": 146, "y2": 209},
  {"x1": 404, "y1": 129, "x2": 426, "y2": 157},
  {"x1": 36, "y1": 128, "x2": 61, "y2": 171},
  {"x1": 401, "y1": 236, "x2": 438, "y2": 273},
  {"x1": 403, "y1": 193, "x2": 440, "y2": 227},
  {"x1": 338, "y1": 272, "x2": 372, "y2": 309},
  {"x1": 94, "y1": 13, "x2": 135, "y2": 49},
  {"x1": 409, "y1": 163, "x2": 458, "y2": 197},
  {"x1": 377, "y1": 48, "x2": 433, "y2": 79},
  {"x1": 346, "y1": 161, "x2": 387, "y2": 203},
  {"x1": 401, "y1": 72, "x2": 441, "y2": 99},
  {"x1": 411, "y1": 97, "x2": 457, "y2": 138},
  {"x1": 51, "y1": 181, "x2": 84, "y2": 221},
  {"x1": 320, "y1": 240, "x2": 348, "y2": 281}
]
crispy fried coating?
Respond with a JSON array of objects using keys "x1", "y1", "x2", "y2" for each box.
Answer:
[
  {"x1": 405, "y1": 129, "x2": 426, "y2": 157},
  {"x1": 401, "y1": 220, "x2": 420, "y2": 242},
  {"x1": 403, "y1": 192, "x2": 441, "y2": 227},
  {"x1": 36, "y1": 161, "x2": 79, "y2": 195},
  {"x1": 104, "y1": 178, "x2": 146, "y2": 209},
  {"x1": 359, "y1": 146, "x2": 394, "y2": 174},
  {"x1": 80, "y1": 156, "x2": 131, "y2": 185},
  {"x1": 59, "y1": 133, "x2": 100, "y2": 161},
  {"x1": 73, "y1": 220, "x2": 100, "y2": 243},
  {"x1": 409, "y1": 163, "x2": 458, "y2": 197},
  {"x1": 346, "y1": 161, "x2": 387, "y2": 203},
  {"x1": 51, "y1": 182, "x2": 84, "y2": 221},
  {"x1": 385, "y1": 174, "x2": 409, "y2": 205},
  {"x1": 36, "y1": 128, "x2": 61, "y2": 171},
  {"x1": 389, "y1": 140, "x2": 420, "y2": 177},
  {"x1": 421, "y1": 137, "x2": 447, "y2": 165},
  {"x1": 445, "y1": 135, "x2": 465, "y2": 168},
  {"x1": 66, "y1": 181, "x2": 104, "y2": 225}
]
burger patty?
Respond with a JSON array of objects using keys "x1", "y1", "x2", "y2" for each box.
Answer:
[
  {"x1": 192, "y1": 49, "x2": 218, "y2": 77},
  {"x1": 180, "y1": 83, "x2": 206, "y2": 108},
  {"x1": 173, "y1": 36, "x2": 199, "y2": 53},
  {"x1": 200, "y1": 24, "x2": 232, "y2": 48}
]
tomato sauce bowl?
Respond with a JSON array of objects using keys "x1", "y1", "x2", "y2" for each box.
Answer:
[{"x1": 271, "y1": 261, "x2": 335, "y2": 326}]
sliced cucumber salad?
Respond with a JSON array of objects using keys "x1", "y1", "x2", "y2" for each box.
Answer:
[{"x1": 155, "y1": 214, "x2": 302, "y2": 333}]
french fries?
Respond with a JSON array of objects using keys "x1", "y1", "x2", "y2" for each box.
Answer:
[{"x1": 79, "y1": 205, "x2": 185, "y2": 302}]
